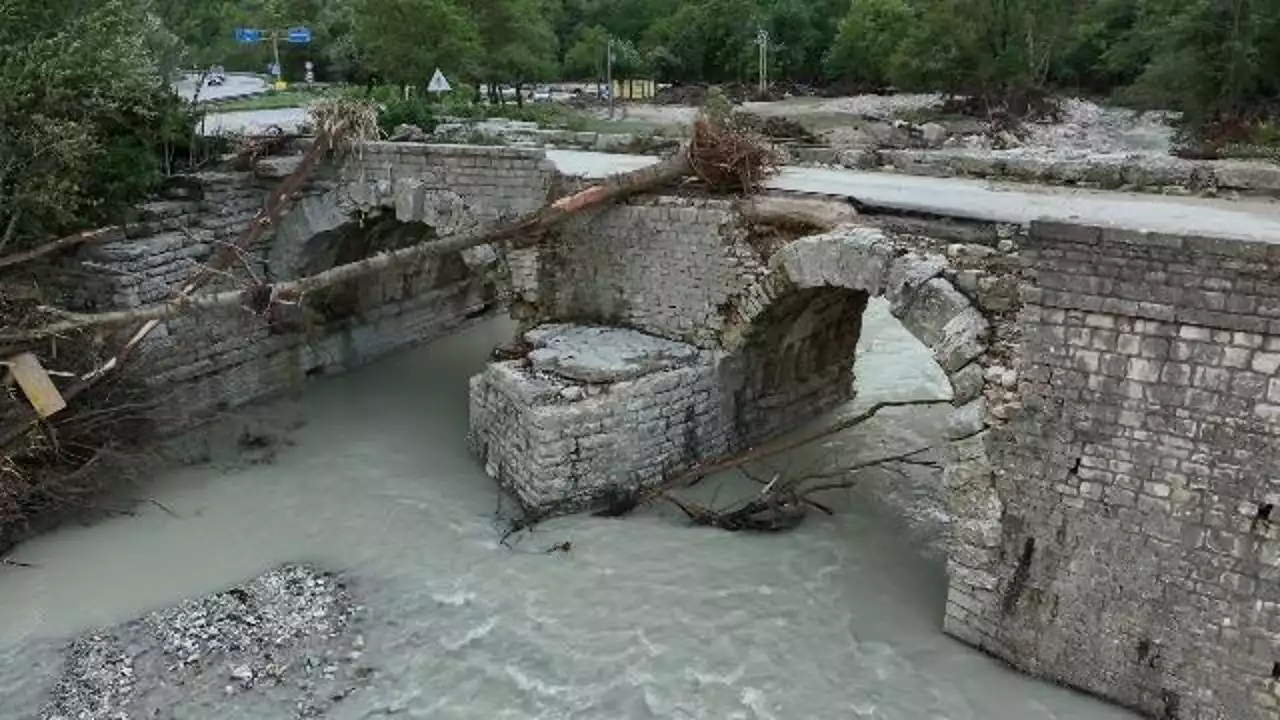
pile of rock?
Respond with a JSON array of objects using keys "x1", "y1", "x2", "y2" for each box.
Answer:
[{"x1": 41, "y1": 564, "x2": 374, "y2": 720}]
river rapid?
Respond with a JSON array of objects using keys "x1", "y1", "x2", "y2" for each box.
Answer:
[{"x1": 0, "y1": 301, "x2": 1137, "y2": 719}]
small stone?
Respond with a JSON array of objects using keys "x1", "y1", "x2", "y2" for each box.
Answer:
[
  {"x1": 920, "y1": 122, "x2": 949, "y2": 148},
  {"x1": 231, "y1": 664, "x2": 253, "y2": 681},
  {"x1": 983, "y1": 365, "x2": 1007, "y2": 383},
  {"x1": 559, "y1": 386, "x2": 586, "y2": 401},
  {"x1": 947, "y1": 399, "x2": 988, "y2": 440},
  {"x1": 997, "y1": 238, "x2": 1016, "y2": 253}
]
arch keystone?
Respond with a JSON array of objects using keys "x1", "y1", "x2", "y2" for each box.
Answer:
[{"x1": 770, "y1": 226, "x2": 894, "y2": 295}]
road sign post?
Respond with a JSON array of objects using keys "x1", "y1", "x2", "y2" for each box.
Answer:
[
  {"x1": 605, "y1": 39, "x2": 614, "y2": 119},
  {"x1": 427, "y1": 68, "x2": 451, "y2": 95},
  {"x1": 234, "y1": 25, "x2": 311, "y2": 84},
  {"x1": 756, "y1": 28, "x2": 769, "y2": 97}
]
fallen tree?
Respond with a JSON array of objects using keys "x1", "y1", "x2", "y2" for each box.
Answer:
[
  {"x1": 497, "y1": 397, "x2": 950, "y2": 543},
  {"x1": 1, "y1": 101, "x2": 780, "y2": 466},
  {"x1": 2, "y1": 108, "x2": 780, "y2": 344}
]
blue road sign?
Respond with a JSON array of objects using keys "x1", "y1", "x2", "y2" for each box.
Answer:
[
  {"x1": 287, "y1": 26, "x2": 312, "y2": 44},
  {"x1": 234, "y1": 27, "x2": 262, "y2": 43}
]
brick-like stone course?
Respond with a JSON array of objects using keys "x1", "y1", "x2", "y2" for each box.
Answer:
[
  {"x1": 510, "y1": 195, "x2": 767, "y2": 348},
  {"x1": 45, "y1": 143, "x2": 554, "y2": 431},
  {"x1": 956, "y1": 219, "x2": 1280, "y2": 720},
  {"x1": 495, "y1": 210, "x2": 1013, "y2": 663},
  {"x1": 469, "y1": 325, "x2": 732, "y2": 510}
]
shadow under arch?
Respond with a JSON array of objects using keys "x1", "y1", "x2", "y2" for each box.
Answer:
[{"x1": 717, "y1": 223, "x2": 1005, "y2": 642}]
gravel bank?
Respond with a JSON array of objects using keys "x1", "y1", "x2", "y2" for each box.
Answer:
[{"x1": 39, "y1": 564, "x2": 373, "y2": 720}]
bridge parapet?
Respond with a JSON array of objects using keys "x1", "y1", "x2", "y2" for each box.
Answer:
[{"x1": 41, "y1": 143, "x2": 553, "y2": 430}]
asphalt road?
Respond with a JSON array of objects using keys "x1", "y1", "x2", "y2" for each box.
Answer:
[
  {"x1": 174, "y1": 73, "x2": 269, "y2": 103},
  {"x1": 181, "y1": 118, "x2": 1280, "y2": 241},
  {"x1": 548, "y1": 149, "x2": 1280, "y2": 241}
]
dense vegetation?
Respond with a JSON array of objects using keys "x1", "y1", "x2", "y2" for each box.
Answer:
[
  {"x1": 1, "y1": 0, "x2": 1278, "y2": 255},
  {"x1": 173, "y1": 0, "x2": 1280, "y2": 127},
  {"x1": 0, "y1": 0, "x2": 196, "y2": 254}
]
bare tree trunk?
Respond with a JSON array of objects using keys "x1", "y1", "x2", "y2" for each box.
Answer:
[
  {"x1": 3, "y1": 146, "x2": 693, "y2": 341},
  {"x1": 0, "y1": 226, "x2": 121, "y2": 271},
  {"x1": 0, "y1": 129, "x2": 342, "y2": 449}
]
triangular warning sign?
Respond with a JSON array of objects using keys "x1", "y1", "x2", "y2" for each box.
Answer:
[{"x1": 427, "y1": 68, "x2": 451, "y2": 93}]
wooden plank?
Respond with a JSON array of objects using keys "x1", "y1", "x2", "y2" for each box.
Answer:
[{"x1": 5, "y1": 352, "x2": 67, "y2": 418}]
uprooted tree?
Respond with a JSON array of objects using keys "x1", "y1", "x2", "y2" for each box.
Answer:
[
  {"x1": 0, "y1": 97, "x2": 790, "y2": 542},
  {"x1": 494, "y1": 397, "x2": 948, "y2": 545}
]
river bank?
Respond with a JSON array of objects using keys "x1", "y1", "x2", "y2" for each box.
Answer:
[{"x1": 0, "y1": 304, "x2": 1138, "y2": 719}]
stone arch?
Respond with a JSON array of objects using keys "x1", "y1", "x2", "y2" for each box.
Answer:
[
  {"x1": 271, "y1": 178, "x2": 479, "y2": 279},
  {"x1": 719, "y1": 224, "x2": 1006, "y2": 638}
]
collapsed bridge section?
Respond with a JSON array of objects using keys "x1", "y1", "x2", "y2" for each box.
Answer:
[{"x1": 471, "y1": 187, "x2": 1280, "y2": 720}]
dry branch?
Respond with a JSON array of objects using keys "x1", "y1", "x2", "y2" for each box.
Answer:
[
  {"x1": 1, "y1": 143, "x2": 699, "y2": 341},
  {"x1": 5, "y1": 106, "x2": 779, "y2": 344},
  {"x1": 665, "y1": 398, "x2": 949, "y2": 492},
  {"x1": 647, "y1": 398, "x2": 950, "y2": 532},
  {"x1": 0, "y1": 227, "x2": 122, "y2": 271},
  {"x1": 2, "y1": 105, "x2": 778, "y2": 462},
  {"x1": 669, "y1": 443, "x2": 943, "y2": 532},
  {"x1": 736, "y1": 195, "x2": 860, "y2": 231}
]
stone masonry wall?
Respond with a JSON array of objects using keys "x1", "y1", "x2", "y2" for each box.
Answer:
[
  {"x1": 469, "y1": 325, "x2": 734, "y2": 511},
  {"x1": 513, "y1": 195, "x2": 1280, "y2": 717},
  {"x1": 724, "y1": 286, "x2": 869, "y2": 446},
  {"x1": 61, "y1": 143, "x2": 554, "y2": 431},
  {"x1": 512, "y1": 208, "x2": 1011, "y2": 646},
  {"x1": 960, "y1": 220, "x2": 1280, "y2": 720},
  {"x1": 511, "y1": 196, "x2": 767, "y2": 348}
]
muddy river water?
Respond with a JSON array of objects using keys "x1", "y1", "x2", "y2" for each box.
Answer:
[{"x1": 0, "y1": 302, "x2": 1137, "y2": 719}]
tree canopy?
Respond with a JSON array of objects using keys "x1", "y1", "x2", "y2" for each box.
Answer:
[
  {"x1": 141, "y1": 0, "x2": 1280, "y2": 125},
  {"x1": 3, "y1": 0, "x2": 1279, "y2": 255},
  {"x1": 0, "y1": 0, "x2": 191, "y2": 253}
]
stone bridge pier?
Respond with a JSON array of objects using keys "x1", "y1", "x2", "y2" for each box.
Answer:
[{"x1": 470, "y1": 192, "x2": 1280, "y2": 720}]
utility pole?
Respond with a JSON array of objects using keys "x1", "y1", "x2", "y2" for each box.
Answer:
[
  {"x1": 234, "y1": 25, "x2": 311, "y2": 89},
  {"x1": 272, "y1": 29, "x2": 282, "y2": 83},
  {"x1": 756, "y1": 28, "x2": 769, "y2": 98},
  {"x1": 605, "y1": 38, "x2": 615, "y2": 120}
]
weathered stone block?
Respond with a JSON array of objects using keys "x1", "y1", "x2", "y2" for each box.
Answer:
[
  {"x1": 898, "y1": 278, "x2": 977, "y2": 351},
  {"x1": 884, "y1": 253, "x2": 948, "y2": 315},
  {"x1": 772, "y1": 226, "x2": 893, "y2": 294},
  {"x1": 469, "y1": 324, "x2": 729, "y2": 512}
]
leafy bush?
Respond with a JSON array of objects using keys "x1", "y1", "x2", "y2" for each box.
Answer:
[
  {"x1": 375, "y1": 96, "x2": 439, "y2": 135},
  {"x1": 0, "y1": 0, "x2": 194, "y2": 253}
]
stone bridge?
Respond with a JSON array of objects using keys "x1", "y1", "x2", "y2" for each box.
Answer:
[{"x1": 56, "y1": 143, "x2": 1280, "y2": 720}]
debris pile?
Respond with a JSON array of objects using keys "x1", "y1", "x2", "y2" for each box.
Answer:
[{"x1": 42, "y1": 564, "x2": 373, "y2": 720}]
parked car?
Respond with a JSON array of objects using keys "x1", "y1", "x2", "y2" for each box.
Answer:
[
  {"x1": 206, "y1": 65, "x2": 226, "y2": 86},
  {"x1": 531, "y1": 87, "x2": 552, "y2": 103}
]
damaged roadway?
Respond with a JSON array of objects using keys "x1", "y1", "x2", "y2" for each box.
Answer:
[{"x1": 546, "y1": 149, "x2": 1280, "y2": 242}]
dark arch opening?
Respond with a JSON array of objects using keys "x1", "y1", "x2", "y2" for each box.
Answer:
[
  {"x1": 295, "y1": 214, "x2": 469, "y2": 329},
  {"x1": 727, "y1": 286, "x2": 870, "y2": 446}
]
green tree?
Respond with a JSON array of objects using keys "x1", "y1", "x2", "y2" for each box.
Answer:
[
  {"x1": 0, "y1": 0, "x2": 189, "y2": 253},
  {"x1": 643, "y1": 0, "x2": 761, "y2": 83},
  {"x1": 758, "y1": 0, "x2": 829, "y2": 82},
  {"x1": 823, "y1": 0, "x2": 912, "y2": 89},
  {"x1": 354, "y1": 0, "x2": 483, "y2": 88},
  {"x1": 460, "y1": 0, "x2": 561, "y2": 99},
  {"x1": 563, "y1": 25, "x2": 611, "y2": 80},
  {"x1": 1121, "y1": 0, "x2": 1280, "y2": 126}
]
